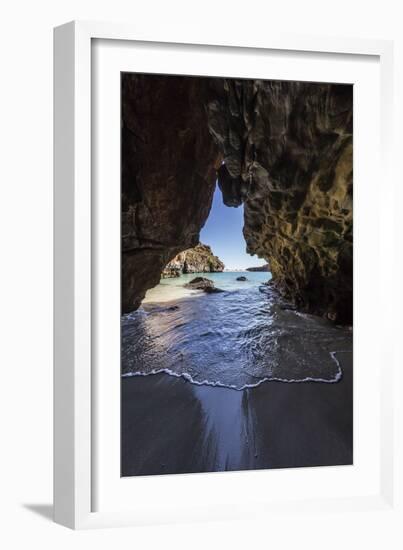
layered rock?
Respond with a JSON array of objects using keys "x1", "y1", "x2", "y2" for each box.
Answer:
[
  {"x1": 162, "y1": 243, "x2": 224, "y2": 278},
  {"x1": 121, "y1": 74, "x2": 220, "y2": 312},
  {"x1": 207, "y1": 80, "x2": 353, "y2": 323}
]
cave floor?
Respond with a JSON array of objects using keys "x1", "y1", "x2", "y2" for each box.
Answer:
[{"x1": 121, "y1": 352, "x2": 353, "y2": 476}]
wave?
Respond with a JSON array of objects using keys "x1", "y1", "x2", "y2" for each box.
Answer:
[
  {"x1": 121, "y1": 350, "x2": 346, "y2": 391},
  {"x1": 121, "y1": 282, "x2": 352, "y2": 391}
]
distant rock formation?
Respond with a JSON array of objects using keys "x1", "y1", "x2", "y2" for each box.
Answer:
[
  {"x1": 162, "y1": 243, "x2": 224, "y2": 279},
  {"x1": 246, "y1": 264, "x2": 270, "y2": 272}
]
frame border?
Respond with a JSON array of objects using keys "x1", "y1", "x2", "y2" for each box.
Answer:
[{"x1": 54, "y1": 20, "x2": 396, "y2": 529}]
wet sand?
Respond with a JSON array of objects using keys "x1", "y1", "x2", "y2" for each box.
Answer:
[
  {"x1": 142, "y1": 282, "x2": 201, "y2": 303},
  {"x1": 121, "y1": 352, "x2": 352, "y2": 476}
]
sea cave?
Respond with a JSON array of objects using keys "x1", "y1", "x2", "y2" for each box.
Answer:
[{"x1": 121, "y1": 74, "x2": 353, "y2": 324}]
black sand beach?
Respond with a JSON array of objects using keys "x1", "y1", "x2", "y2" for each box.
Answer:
[
  {"x1": 121, "y1": 352, "x2": 352, "y2": 476},
  {"x1": 120, "y1": 76, "x2": 354, "y2": 478}
]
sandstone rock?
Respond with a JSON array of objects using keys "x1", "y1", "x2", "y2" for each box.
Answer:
[
  {"x1": 207, "y1": 80, "x2": 353, "y2": 323},
  {"x1": 121, "y1": 74, "x2": 221, "y2": 312},
  {"x1": 217, "y1": 164, "x2": 245, "y2": 207},
  {"x1": 122, "y1": 74, "x2": 353, "y2": 323},
  {"x1": 161, "y1": 266, "x2": 181, "y2": 279},
  {"x1": 162, "y1": 243, "x2": 224, "y2": 278}
]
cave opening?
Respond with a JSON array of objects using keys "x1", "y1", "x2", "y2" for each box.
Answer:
[
  {"x1": 200, "y1": 181, "x2": 266, "y2": 272},
  {"x1": 121, "y1": 73, "x2": 353, "y2": 324}
]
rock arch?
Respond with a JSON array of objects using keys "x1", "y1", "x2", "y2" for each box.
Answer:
[{"x1": 122, "y1": 74, "x2": 353, "y2": 324}]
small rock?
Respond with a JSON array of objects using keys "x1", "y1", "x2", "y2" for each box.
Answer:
[
  {"x1": 236, "y1": 276, "x2": 247, "y2": 281},
  {"x1": 184, "y1": 276, "x2": 223, "y2": 294},
  {"x1": 184, "y1": 276, "x2": 214, "y2": 290},
  {"x1": 204, "y1": 286, "x2": 224, "y2": 293}
]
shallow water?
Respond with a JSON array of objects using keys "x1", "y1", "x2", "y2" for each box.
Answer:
[
  {"x1": 121, "y1": 272, "x2": 352, "y2": 390},
  {"x1": 143, "y1": 271, "x2": 271, "y2": 302}
]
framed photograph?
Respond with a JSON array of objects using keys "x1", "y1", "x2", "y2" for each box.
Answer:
[{"x1": 54, "y1": 21, "x2": 399, "y2": 529}]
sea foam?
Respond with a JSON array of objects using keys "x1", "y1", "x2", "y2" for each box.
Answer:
[{"x1": 121, "y1": 273, "x2": 352, "y2": 391}]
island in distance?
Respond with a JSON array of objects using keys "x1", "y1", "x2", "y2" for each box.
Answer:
[{"x1": 246, "y1": 264, "x2": 270, "y2": 272}]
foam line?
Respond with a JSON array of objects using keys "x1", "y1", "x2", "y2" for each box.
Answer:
[{"x1": 121, "y1": 350, "x2": 348, "y2": 391}]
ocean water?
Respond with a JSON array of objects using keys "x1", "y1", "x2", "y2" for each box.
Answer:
[
  {"x1": 121, "y1": 272, "x2": 352, "y2": 390},
  {"x1": 143, "y1": 271, "x2": 270, "y2": 302}
]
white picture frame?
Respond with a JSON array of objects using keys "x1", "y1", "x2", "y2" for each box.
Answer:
[{"x1": 54, "y1": 20, "x2": 400, "y2": 530}]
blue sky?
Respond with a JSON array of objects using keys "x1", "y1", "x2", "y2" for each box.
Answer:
[{"x1": 200, "y1": 184, "x2": 266, "y2": 270}]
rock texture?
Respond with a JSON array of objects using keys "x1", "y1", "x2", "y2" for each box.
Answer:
[
  {"x1": 121, "y1": 74, "x2": 220, "y2": 312},
  {"x1": 122, "y1": 74, "x2": 353, "y2": 323},
  {"x1": 184, "y1": 277, "x2": 224, "y2": 293},
  {"x1": 207, "y1": 80, "x2": 353, "y2": 323},
  {"x1": 162, "y1": 243, "x2": 224, "y2": 278}
]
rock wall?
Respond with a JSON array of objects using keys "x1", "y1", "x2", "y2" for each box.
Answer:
[
  {"x1": 121, "y1": 74, "x2": 220, "y2": 312},
  {"x1": 162, "y1": 243, "x2": 224, "y2": 278},
  {"x1": 122, "y1": 75, "x2": 353, "y2": 323},
  {"x1": 208, "y1": 80, "x2": 353, "y2": 323}
]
